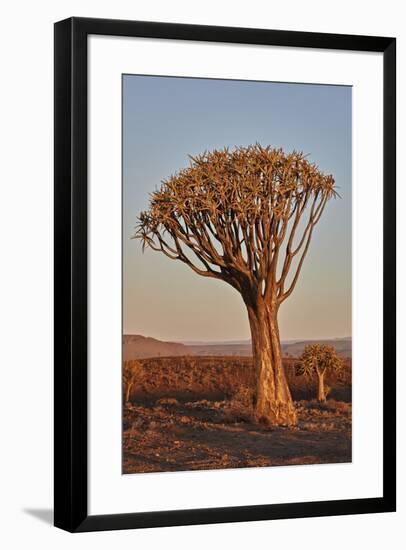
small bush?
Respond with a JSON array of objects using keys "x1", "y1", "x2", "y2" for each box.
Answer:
[
  {"x1": 304, "y1": 399, "x2": 351, "y2": 414},
  {"x1": 323, "y1": 400, "x2": 352, "y2": 413},
  {"x1": 156, "y1": 397, "x2": 179, "y2": 406},
  {"x1": 232, "y1": 386, "x2": 254, "y2": 409}
]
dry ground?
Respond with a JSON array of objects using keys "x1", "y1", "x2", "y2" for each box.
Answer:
[{"x1": 123, "y1": 356, "x2": 352, "y2": 474}]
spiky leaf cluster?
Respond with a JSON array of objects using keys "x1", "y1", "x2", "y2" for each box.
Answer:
[
  {"x1": 296, "y1": 344, "x2": 344, "y2": 377},
  {"x1": 135, "y1": 145, "x2": 337, "y2": 302}
]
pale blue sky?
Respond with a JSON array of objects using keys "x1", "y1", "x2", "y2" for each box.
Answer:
[{"x1": 123, "y1": 75, "x2": 351, "y2": 342}]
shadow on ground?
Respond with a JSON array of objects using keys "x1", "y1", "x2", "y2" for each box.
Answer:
[{"x1": 23, "y1": 508, "x2": 53, "y2": 525}]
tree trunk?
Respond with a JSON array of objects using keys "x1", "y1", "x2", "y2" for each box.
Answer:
[
  {"x1": 125, "y1": 380, "x2": 133, "y2": 403},
  {"x1": 317, "y1": 370, "x2": 326, "y2": 402},
  {"x1": 247, "y1": 301, "x2": 297, "y2": 426}
]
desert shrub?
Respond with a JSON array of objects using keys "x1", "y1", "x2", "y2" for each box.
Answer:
[
  {"x1": 301, "y1": 421, "x2": 336, "y2": 432},
  {"x1": 322, "y1": 400, "x2": 352, "y2": 413},
  {"x1": 221, "y1": 386, "x2": 255, "y2": 424},
  {"x1": 123, "y1": 356, "x2": 351, "y2": 404},
  {"x1": 156, "y1": 397, "x2": 179, "y2": 406},
  {"x1": 232, "y1": 386, "x2": 254, "y2": 409},
  {"x1": 304, "y1": 399, "x2": 351, "y2": 414}
]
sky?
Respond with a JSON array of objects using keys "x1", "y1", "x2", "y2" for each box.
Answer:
[{"x1": 123, "y1": 75, "x2": 352, "y2": 342}]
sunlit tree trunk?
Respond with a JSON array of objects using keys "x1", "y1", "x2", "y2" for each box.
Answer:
[
  {"x1": 247, "y1": 299, "x2": 297, "y2": 426},
  {"x1": 316, "y1": 369, "x2": 326, "y2": 402},
  {"x1": 125, "y1": 380, "x2": 133, "y2": 403}
]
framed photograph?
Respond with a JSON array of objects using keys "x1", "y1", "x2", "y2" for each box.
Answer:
[{"x1": 54, "y1": 17, "x2": 396, "y2": 532}]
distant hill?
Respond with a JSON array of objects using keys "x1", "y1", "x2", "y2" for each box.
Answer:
[
  {"x1": 188, "y1": 342, "x2": 251, "y2": 357},
  {"x1": 123, "y1": 334, "x2": 352, "y2": 359},
  {"x1": 123, "y1": 335, "x2": 191, "y2": 360},
  {"x1": 189, "y1": 338, "x2": 351, "y2": 358}
]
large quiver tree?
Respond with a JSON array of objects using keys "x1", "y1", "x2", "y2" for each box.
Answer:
[{"x1": 136, "y1": 145, "x2": 337, "y2": 425}]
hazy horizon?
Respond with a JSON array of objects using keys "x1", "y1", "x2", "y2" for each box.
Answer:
[
  {"x1": 123, "y1": 333, "x2": 352, "y2": 344},
  {"x1": 123, "y1": 75, "x2": 352, "y2": 341}
]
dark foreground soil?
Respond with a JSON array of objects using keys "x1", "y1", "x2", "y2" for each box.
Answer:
[{"x1": 123, "y1": 398, "x2": 352, "y2": 474}]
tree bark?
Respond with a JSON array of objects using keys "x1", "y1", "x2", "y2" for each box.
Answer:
[
  {"x1": 125, "y1": 380, "x2": 133, "y2": 403},
  {"x1": 316, "y1": 370, "x2": 326, "y2": 402},
  {"x1": 247, "y1": 300, "x2": 297, "y2": 426}
]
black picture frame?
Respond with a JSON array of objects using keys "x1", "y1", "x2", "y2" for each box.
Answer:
[{"x1": 54, "y1": 17, "x2": 396, "y2": 532}]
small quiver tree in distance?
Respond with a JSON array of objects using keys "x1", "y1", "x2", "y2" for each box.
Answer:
[
  {"x1": 123, "y1": 361, "x2": 142, "y2": 404},
  {"x1": 135, "y1": 145, "x2": 337, "y2": 426},
  {"x1": 296, "y1": 344, "x2": 344, "y2": 402}
]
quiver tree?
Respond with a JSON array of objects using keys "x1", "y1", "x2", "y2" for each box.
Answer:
[
  {"x1": 135, "y1": 145, "x2": 337, "y2": 425},
  {"x1": 296, "y1": 344, "x2": 344, "y2": 402},
  {"x1": 123, "y1": 361, "x2": 142, "y2": 403}
]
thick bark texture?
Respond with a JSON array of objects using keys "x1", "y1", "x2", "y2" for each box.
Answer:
[
  {"x1": 316, "y1": 370, "x2": 326, "y2": 402},
  {"x1": 247, "y1": 301, "x2": 297, "y2": 426},
  {"x1": 125, "y1": 381, "x2": 133, "y2": 404}
]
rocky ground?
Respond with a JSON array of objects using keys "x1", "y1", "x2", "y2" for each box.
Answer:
[{"x1": 123, "y1": 397, "x2": 352, "y2": 474}]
